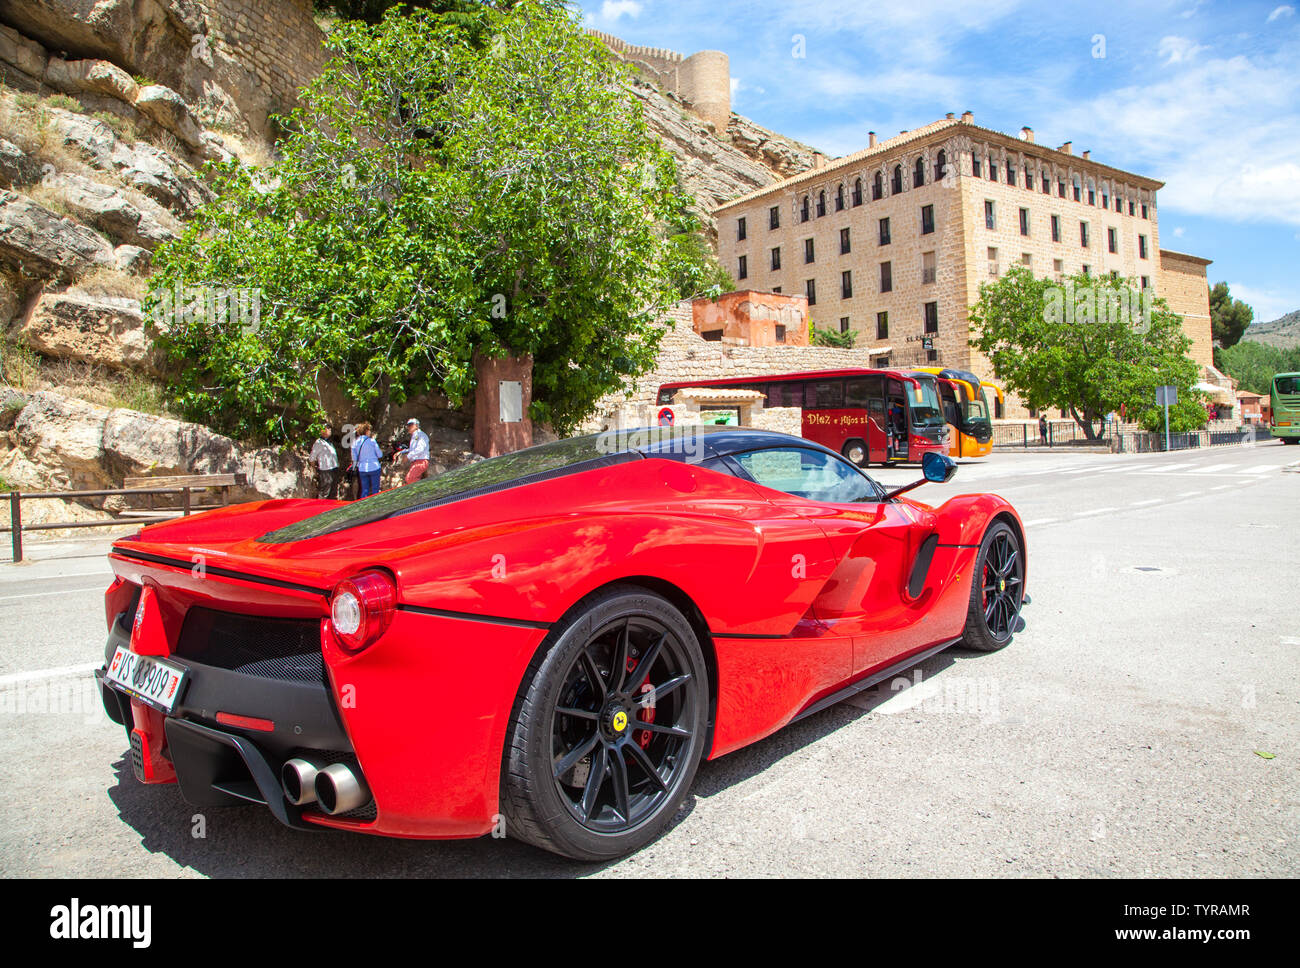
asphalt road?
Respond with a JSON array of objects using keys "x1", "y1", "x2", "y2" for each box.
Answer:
[{"x1": 2, "y1": 441, "x2": 1297, "y2": 877}]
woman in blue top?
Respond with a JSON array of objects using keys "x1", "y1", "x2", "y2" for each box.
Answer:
[{"x1": 350, "y1": 422, "x2": 383, "y2": 499}]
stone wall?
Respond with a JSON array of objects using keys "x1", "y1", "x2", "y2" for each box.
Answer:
[
  {"x1": 1158, "y1": 249, "x2": 1214, "y2": 370},
  {"x1": 587, "y1": 29, "x2": 730, "y2": 132}
]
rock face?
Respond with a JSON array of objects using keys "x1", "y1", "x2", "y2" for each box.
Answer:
[
  {"x1": 45, "y1": 171, "x2": 178, "y2": 249},
  {"x1": 18, "y1": 292, "x2": 160, "y2": 374},
  {"x1": 634, "y1": 79, "x2": 819, "y2": 238},
  {"x1": 3, "y1": 390, "x2": 308, "y2": 499},
  {"x1": 0, "y1": 189, "x2": 114, "y2": 281}
]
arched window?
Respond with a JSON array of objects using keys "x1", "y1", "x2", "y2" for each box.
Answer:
[
  {"x1": 852, "y1": 177, "x2": 863, "y2": 206},
  {"x1": 816, "y1": 190, "x2": 826, "y2": 217},
  {"x1": 892, "y1": 165, "x2": 903, "y2": 194},
  {"x1": 1072, "y1": 175, "x2": 1082, "y2": 202},
  {"x1": 835, "y1": 184, "x2": 845, "y2": 211},
  {"x1": 1041, "y1": 167, "x2": 1050, "y2": 193},
  {"x1": 934, "y1": 149, "x2": 947, "y2": 181},
  {"x1": 873, "y1": 172, "x2": 883, "y2": 200},
  {"x1": 801, "y1": 195, "x2": 810, "y2": 222},
  {"x1": 914, "y1": 157, "x2": 925, "y2": 187}
]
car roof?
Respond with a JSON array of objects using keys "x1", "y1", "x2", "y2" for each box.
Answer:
[{"x1": 619, "y1": 425, "x2": 841, "y2": 461}]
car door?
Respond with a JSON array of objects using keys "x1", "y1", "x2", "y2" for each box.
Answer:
[{"x1": 728, "y1": 446, "x2": 939, "y2": 678}]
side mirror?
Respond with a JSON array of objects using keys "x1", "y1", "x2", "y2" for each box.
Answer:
[
  {"x1": 922, "y1": 451, "x2": 958, "y2": 483},
  {"x1": 886, "y1": 452, "x2": 958, "y2": 500}
]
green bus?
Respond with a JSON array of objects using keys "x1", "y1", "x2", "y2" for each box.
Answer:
[{"x1": 1270, "y1": 372, "x2": 1300, "y2": 444}]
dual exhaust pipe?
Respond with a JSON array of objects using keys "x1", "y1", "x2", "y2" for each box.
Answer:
[{"x1": 281, "y1": 757, "x2": 371, "y2": 815}]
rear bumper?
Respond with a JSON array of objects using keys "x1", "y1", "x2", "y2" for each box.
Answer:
[{"x1": 100, "y1": 605, "x2": 549, "y2": 839}]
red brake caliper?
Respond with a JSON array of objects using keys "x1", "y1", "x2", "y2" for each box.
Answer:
[{"x1": 626, "y1": 657, "x2": 656, "y2": 749}]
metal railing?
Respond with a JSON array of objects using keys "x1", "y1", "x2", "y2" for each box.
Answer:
[
  {"x1": 2, "y1": 486, "x2": 200, "y2": 562},
  {"x1": 992, "y1": 420, "x2": 1116, "y2": 449}
]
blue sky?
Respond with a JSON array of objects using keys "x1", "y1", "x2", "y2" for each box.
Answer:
[{"x1": 578, "y1": 0, "x2": 1300, "y2": 323}]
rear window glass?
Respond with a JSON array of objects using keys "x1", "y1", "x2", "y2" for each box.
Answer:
[{"x1": 259, "y1": 435, "x2": 638, "y2": 543}]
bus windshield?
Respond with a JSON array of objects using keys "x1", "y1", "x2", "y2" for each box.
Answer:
[
  {"x1": 1275, "y1": 374, "x2": 1300, "y2": 395},
  {"x1": 909, "y1": 378, "x2": 945, "y2": 427}
]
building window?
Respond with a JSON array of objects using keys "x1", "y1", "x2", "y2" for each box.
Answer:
[
  {"x1": 771, "y1": 246, "x2": 781, "y2": 270},
  {"x1": 1101, "y1": 190, "x2": 1109, "y2": 210},
  {"x1": 990, "y1": 160, "x2": 999, "y2": 181},
  {"x1": 935, "y1": 149, "x2": 948, "y2": 181},
  {"x1": 985, "y1": 200, "x2": 996, "y2": 230},
  {"x1": 773, "y1": 286, "x2": 781, "y2": 293},
  {"x1": 988, "y1": 246, "x2": 999, "y2": 277},
  {"x1": 1073, "y1": 178, "x2": 1082, "y2": 202},
  {"x1": 737, "y1": 217, "x2": 746, "y2": 241},
  {"x1": 914, "y1": 157, "x2": 925, "y2": 187},
  {"x1": 1080, "y1": 221, "x2": 1090, "y2": 248},
  {"x1": 1051, "y1": 214, "x2": 1061, "y2": 242},
  {"x1": 804, "y1": 237, "x2": 815, "y2": 263},
  {"x1": 879, "y1": 217, "x2": 891, "y2": 245},
  {"x1": 840, "y1": 227, "x2": 851, "y2": 254},
  {"x1": 922, "y1": 250, "x2": 936, "y2": 284},
  {"x1": 924, "y1": 301, "x2": 939, "y2": 334},
  {"x1": 1115, "y1": 196, "x2": 1123, "y2": 213},
  {"x1": 852, "y1": 178, "x2": 863, "y2": 206},
  {"x1": 1138, "y1": 234, "x2": 1148, "y2": 259},
  {"x1": 1019, "y1": 207, "x2": 1030, "y2": 236},
  {"x1": 921, "y1": 204, "x2": 935, "y2": 235},
  {"x1": 702, "y1": 329, "x2": 723, "y2": 341},
  {"x1": 892, "y1": 165, "x2": 903, "y2": 194},
  {"x1": 927, "y1": 348, "x2": 939, "y2": 362},
  {"x1": 1128, "y1": 201, "x2": 1135, "y2": 216},
  {"x1": 816, "y1": 190, "x2": 826, "y2": 217},
  {"x1": 1021, "y1": 252, "x2": 1032, "y2": 268},
  {"x1": 1141, "y1": 203, "x2": 1149, "y2": 219},
  {"x1": 876, "y1": 311, "x2": 889, "y2": 340},
  {"x1": 737, "y1": 255, "x2": 747, "y2": 280},
  {"x1": 877, "y1": 354, "x2": 891, "y2": 366},
  {"x1": 769, "y1": 205, "x2": 780, "y2": 230},
  {"x1": 1058, "y1": 178, "x2": 1066, "y2": 198},
  {"x1": 972, "y1": 154, "x2": 982, "y2": 178},
  {"x1": 839, "y1": 316, "x2": 850, "y2": 334},
  {"x1": 1053, "y1": 258, "x2": 1064, "y2": 277},
  {"x1": 1007, "y1": 163, "x2": 1017, "y2": 185},
  {"x1": 1140, "y1": 275, "x2": 1150, "y2": 289},
  {"x1": 1088, "y1": 185, "x2": 1096, "y2": 206},
  {"x1": 842, "y1": 270, "x2": 853, "y2": 299},
  {"x1": 880, "y1": 261, "x2": 892, "y2": 293},
  {"x1": 1107, "y1": 227, "x2": 1118, "y2": 254},
  {"x1": 800, "y1": 195, "x2": 810, "y2": 222},
  {"x1": 1042, "y1": 169, "x2": 1051, "y2": 194},
  {"x1": 835, "y1": 185, "x2": 845, "y2": 212},
  {"x1": 806, "y1": 279, "x2": 816, "y2": 305},
  {"x1": 1081, "y1": 264, "x2": 1091, "y2": 276},
  {"x1": 873, "y1": 172, "x2": 883, "y2": 200}
]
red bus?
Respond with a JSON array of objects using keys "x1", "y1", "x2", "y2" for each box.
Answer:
[{"x1": 656, "y1": 368, "x2": 950, "y2": 466}]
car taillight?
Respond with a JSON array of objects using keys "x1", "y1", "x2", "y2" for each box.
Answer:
[{"x1": 328, "y1": 571, "x2": 397, "y2": 653}]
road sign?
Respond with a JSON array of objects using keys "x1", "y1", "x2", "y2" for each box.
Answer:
[{"x1": 1156, "y1": 385, "x2": 1177, "y2": 406}]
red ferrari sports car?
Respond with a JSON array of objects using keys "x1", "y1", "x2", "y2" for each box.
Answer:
[{"x1": 96, "y1": 426, "x2": 1026, "y2": 860}]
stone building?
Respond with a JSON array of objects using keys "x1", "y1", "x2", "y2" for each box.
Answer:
[
  {"x1": 713, "y1": 112, "x2": 1215, "y2": 417},
  {"x1": 690, "y1": 290, "x2": 809, "y2": 346},
  {"x1": 586, "y1": 29, "x2": 730, "y2": 132}
]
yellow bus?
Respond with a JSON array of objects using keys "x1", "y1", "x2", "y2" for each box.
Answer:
[{"x1": 910, "y1": 367, "x2": 995, "y2": 458}]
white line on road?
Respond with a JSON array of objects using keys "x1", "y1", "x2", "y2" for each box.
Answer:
[
  {"x1": 1242, "y1": 464, "x2": 1283, "y2": 475},
  {"x1": 1210, "y1": 484, "x2": 1234, "y2": 491},
  {"x1": 1129, "y1": 499, "x2": 1162, "y2": 507},
  {"x1": 1178, "y1": 490, "x2": 1203, "y2": 498},
  {"x1": 1141, "y1": 463, "x2": 1190, "y2": 473},
  {"x1": 1074, "y1": 507, "x2": 1117, "y2": 517},
  {"x1": 0, "y1": 662, "x2": 99, "y2": 686},
  {"x1": 1190, "y1": 463, "x2": 1237, "y2": 473},
  {"x1": 1023, "y1": 518, "x2": 1058, "y2": 526},
  {"x1": 0, "y1": 585, "x2": 110, "y2": 603}
]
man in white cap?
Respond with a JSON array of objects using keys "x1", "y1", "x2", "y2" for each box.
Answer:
[{"x1": 403, "y1": 417, "x2": 430, "y2": 484}]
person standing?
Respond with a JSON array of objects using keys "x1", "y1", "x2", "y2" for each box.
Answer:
[
  {"x1": 1038, "y1": 414, "x2": 1048, "y2": 446},
  {"x1": 402, "y1": 417, "x2": 431, "y2": 485},
  {"x1": 351, "y1": 422, "x2": 383, "y2": 499},
  {"x1": 310, "y1": 425, "x2": 339, "y2": 499}
]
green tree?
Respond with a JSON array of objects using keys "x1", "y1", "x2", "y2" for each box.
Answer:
[
  {"x1": 1216, "y1": 340, "x2": 1300, "y2": 395},
  {"x1": 662, "y1": 213, "x2": 735, "y2": 300},
  {"x1": 969, "y1": 266, "x2": 1206, "y2": 439},
  {"x1": 812, "y1": 325, "x2": 854, "y2": 348},
  {"x1": 1209, "y1": 281, "x2": 1253, "y2": 349},
  {"x1": 149, "y1": 2, "x2": 687, "y2": 443}
]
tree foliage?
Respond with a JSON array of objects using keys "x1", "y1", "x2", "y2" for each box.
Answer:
[
  {"x1": 148, "y1": 2, "x2": 688, "y2": 443},
  {"x1": 662, "y1": 220, "x2": 735, "y2": 301},
  {"x1": 1209, "y1": 281, "x2": 1253, "y2": 349},
  {"x1": 969, "y1": 266, "x2": 1206, "y2": 439},
  {"x1": 1216, "y1": 340, "x2": 1300, "y2": 395},
  {"x1": 812, "y1": 325, "x2": 854, "y2": 348}
]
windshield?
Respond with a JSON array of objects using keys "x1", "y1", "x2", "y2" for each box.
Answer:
[
  {"x1": 909, "y1": 377, "x2": 945, "y2": 427},
  {"x1": 1275, "y1": 374, "x2": 1300, "y2": 395},
  {"x1": 964, "y1": 384, "x2": 990, "y2": 422},
  {"x1": 259, "y1": 434, "x2": 638, "y2": 543}
]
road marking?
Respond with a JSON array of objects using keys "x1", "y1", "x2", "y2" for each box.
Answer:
[
  {"x1": 1178, "y1": 490, "x2": 1203, "y2": 498},
  {"x1": 1096, "y1": 465, "x2": 1134, "y2": 473},
  {"x1": 1141, "y1": 463, "x2": 1190, "y2": 473},
  {"x1": 0, "y1": 662, "x2": 100, "y2": 686},
  {"x1": 0, "y1": 585, "x2": 110, "y2": 603},
  {"x1": 1210, "y1": 484, "x2": 1234, "y2": 491},
  {"x1": 1190, "y1": 463, "x2": 1236, "y2": 473},
  {"x1": 1242, "y1": 464, "x2": 1283, "y2": 475},
  {"x1": 1283, "y1": 637, "x2": 1300, "y2": 646},
  {"x1": 1063, "y1": 467, "x2": 1095, "y2": 475},
  {"x1": 1023, "y1": 518, "x2": 1058, "y2": 526},
  {"x1": 1074, "y1": 507, "x2": 1117, "y2": 517},
  {"x1": 1129, "y1": 499, "x2": 1162, "y2": 507}
]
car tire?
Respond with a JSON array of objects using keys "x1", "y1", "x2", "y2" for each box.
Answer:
[
  {"x1": 960, "y1": 520, "x2": 1024, "y2": 652},
  {"x1": 500, "y1": 585, "x2": 708, "y2": 861}
]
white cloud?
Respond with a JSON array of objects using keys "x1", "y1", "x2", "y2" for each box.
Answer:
[
  {"x1": 600, "y1": 1, "x2": 643, "y2": 21},
  {"x1": 1266, "y1": 5, "x2": 1295, "y2": 23},
  {"x1": 1225, "y1": 281, "x2": 1300, "y2": 323},
  {"x1": 1172, "y1": 226, "x2": 1186, "y2": 238},
  {"x1": 1158, "y1": 35, "x2": 1209, "y2": 64}
]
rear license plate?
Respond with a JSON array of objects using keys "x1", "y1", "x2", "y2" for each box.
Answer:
[{"x1": 106, "y1": 646, "x2": 187, "y2": 713}]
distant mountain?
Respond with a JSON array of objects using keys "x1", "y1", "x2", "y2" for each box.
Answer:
[{"x1": 1242, "y1": 310, "x2": 1300, "y2": 349}]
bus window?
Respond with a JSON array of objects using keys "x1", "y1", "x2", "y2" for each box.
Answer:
[
  {"x1": 767, "y1": 381, "x2": 798, "y2": 408},
  {"x1": 805, "y1": 380, "x2": 845, "y2": 409},
  {"x1": 846, "y1": 375, "x2": 882, "y2": 408}
]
